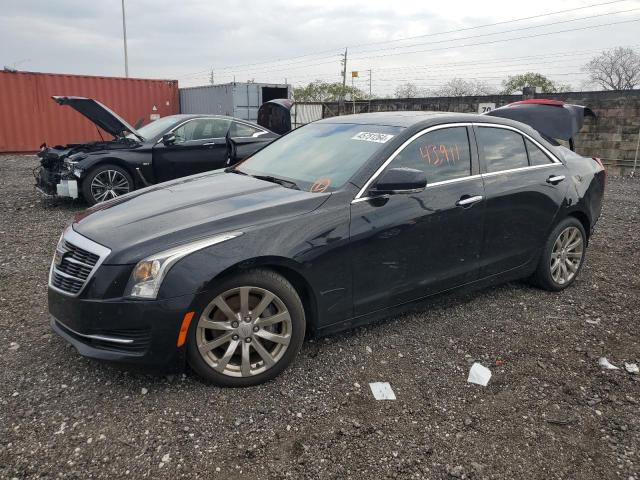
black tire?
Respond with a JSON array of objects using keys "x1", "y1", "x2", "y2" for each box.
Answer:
[
  {"x1": 187, "y1": 269, "x2": 306, "y2": 387},
  {"x1": 81, "y1": 163, "x2": 134, "y2": 206},
  {"x1": 531, "y1": 217, "x2": 587, "y2": 291}
]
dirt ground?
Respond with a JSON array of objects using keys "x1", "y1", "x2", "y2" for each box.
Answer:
[{"x1": 0, "y1": 154, "x2": 638, "y2": 480}]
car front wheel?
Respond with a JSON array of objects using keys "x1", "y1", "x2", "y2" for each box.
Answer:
[
  {"x1": 82, "y1": 164, "x2": 133, "y2": 205},
  {"x1": 186, "y1": 270, "x2": 306, "y2": 387},
  {"x1": 532, "y1": 217, "x2": 587, "y2": 291}
]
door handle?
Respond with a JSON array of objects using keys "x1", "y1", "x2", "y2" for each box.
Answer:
[
  {"x1": 546, "y1": 175, "x2": 565, "y2": 185},
  {"x1": 456, "y1": 195, "x2": 483, "y2": 207}
]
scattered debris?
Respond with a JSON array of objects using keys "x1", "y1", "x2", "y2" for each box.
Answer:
[
  {"x1": 598, "y1": 358, "x2": 620, "y2": 370},
  {"x1": 141, "y1": 387, "x2": 149, "y2": 395},
  {"x1": 365, "y1": 346, "x2": 372, "y2": 354},
  {"x1": 369, "y1": 382, "x2": 396, "y2": 400},
  {"x1": 585, "y1": 318, "x2": 600, "y2": 325},
  {"x1": 161, "y1": 453, "x2": 170, "y2": 463},
  {"x1": 546, "y1": 416, "x2": 575, "y2": 426},
  {"x1": 624, "y1": 363, "x2": 639, "y2": 374},
  {"x1": 467, "y1": 363, "x2": 492, "y2": 386},
  {"x1": 8, "y1": 342, "x2": 20, "y2": 351}
]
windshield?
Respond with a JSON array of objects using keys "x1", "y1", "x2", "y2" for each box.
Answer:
[
  {"x1": 236, "y1": 123, "x2": 403, "y2": 192},
  {"x1": 129, "y1": 116, "x2": 183, "y2": 140}
]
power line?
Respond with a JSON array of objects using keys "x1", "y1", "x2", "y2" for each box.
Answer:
[
  {"x1": 349, "y1": 6, "x2": 640, "y2": 57},
  {"x1": 185, "y1": 16, "x2": 640, "y2": 79},
  {"x1": 193, "y1": 0, "x2": 631, "y2": 74}
]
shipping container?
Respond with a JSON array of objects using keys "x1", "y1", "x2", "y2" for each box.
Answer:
[
  {"x1": 179, "y1": 82, "x2": 290, "y2": 122},
  {"x1": 0, "y1": 70, "x2": 179, "y2": 152}
]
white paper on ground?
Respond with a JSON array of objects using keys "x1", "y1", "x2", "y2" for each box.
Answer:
[
  {"x1": 598, "y1": 357, "x2": 620, "y2": 370},
  {"x1": 624, "y1": 362, "x2": 639, "y2": 374},
  {"x1": 369, "y1": 382, "x2": 396, "y2": 400},
  {"x1": 467, "y1": 362, "x2": 492, "y2": 386}
]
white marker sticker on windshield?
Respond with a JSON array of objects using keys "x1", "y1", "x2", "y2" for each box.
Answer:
[{"x1": 351, "y1": 132, "x2": 395, "y2": 143}]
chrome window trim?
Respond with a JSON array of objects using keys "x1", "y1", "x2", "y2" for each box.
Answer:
[
  {"x1": 353, "y1": 122, "x2": 473, "y2": 201},
  {"x1": 352, "y1": 121, "x2": 563, "y2": 204},
  {"x1": 481, "y1": 162, "x2": 558, "y2": 178},
  {"x1": 157, "y1": 117, "x2": 268, "y2": 145},
  {"x1": 48, "y1": 226, "x2": 111, "y2": 298}
]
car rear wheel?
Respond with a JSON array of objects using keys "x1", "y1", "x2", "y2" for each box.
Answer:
[
  {"x1": 186, "y1": 270, "x2": 306, "y2": 387},
  {"x1": 82, "y1": 164, "x2": 133, "y2": 205},
  {"x1": 532, "y1": 217, "x2": 586, "y2": 291}
]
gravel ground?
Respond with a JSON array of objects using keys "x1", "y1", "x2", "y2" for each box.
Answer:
[{"x1": 0, "y1": 154, "x2": 639, "y2": 480}]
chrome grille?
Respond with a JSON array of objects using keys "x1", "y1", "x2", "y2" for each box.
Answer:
[{"x1": 49, "y1": 227, "x2": 111, "y2": 296}]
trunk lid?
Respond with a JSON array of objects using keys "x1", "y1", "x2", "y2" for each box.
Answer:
[{"x1": 485, "y1": 99, "x2": 596, "y2": 141}]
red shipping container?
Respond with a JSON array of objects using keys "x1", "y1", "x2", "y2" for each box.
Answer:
[{"x1": 0, "y1": 70, "x2": 179, "y2": 152}]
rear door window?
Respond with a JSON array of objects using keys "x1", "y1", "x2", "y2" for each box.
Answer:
[
  {"x1": 476, "y1": 127, "x2": 528, "y2": 173},
  {"x1": 391, "y1": 127, "x2": 471, "y2": 183},
  {"x1": 525, "y1": 139, "x2": 554, "y2": 166}
]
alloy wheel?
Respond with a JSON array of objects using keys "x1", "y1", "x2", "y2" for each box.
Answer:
[
  {"x1": 195, "y1": 286, "x2": 292, "y2": 378},
  {"x1": 90, "y1": 170, "x2": 130, "y2": 202},
  {"x1": 550, "y1": 226, "x2": 584, "y2": 285}
]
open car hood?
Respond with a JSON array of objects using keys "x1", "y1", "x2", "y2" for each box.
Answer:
[
  {"x1": 485, "y1": 99, "x2": 596, "y2": 141},
  {"x1": 52, "y1": 96, "x2": 144, "y2": 141}
]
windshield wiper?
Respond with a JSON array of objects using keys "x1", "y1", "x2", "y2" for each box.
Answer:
[
  {"x1": 225, "y1": 167, "x2": 247, "y2": 175},
  {"x1": 251, "y1": 174, "x2": 299, "y2": 190}
]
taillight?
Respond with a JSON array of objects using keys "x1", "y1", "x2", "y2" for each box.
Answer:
[{"x1": 593, "y1": 157, "x2": 606, "y2": 185}]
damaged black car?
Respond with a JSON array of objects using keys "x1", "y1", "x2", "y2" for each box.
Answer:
[{"x1": 36, "y1": 96, "x2": 278, "y2": 205}]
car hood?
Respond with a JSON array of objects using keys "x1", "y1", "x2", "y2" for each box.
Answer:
[
  {"x1": 485, "y1": 99, "x2": 596, "y2": 141},
  {"x1": 73, "y1": 171, "x2": 330, "y2": 264},
  {"x1": 53, "y1": 96, "x2": 144, "y2": 141}
]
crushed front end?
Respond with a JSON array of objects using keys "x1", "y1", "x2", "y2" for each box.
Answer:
[{"x1": 35, "y1": 144, "x2": 94, "y2": 199}]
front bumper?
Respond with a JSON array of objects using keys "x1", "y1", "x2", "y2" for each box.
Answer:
[
  {"x1": 35, "y1": 166, "x2": 79, "y2": 199},
  {"x1": 48, "y1": 288, "x2": 196, "y2": 368}
]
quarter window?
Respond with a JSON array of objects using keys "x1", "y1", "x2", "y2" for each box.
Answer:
[
  {"x1": 477, "y1": 127, "x2": 528, "y2": 173},
  {"x1": 231, "y1": 122, "x2": 264, "y2": 137},
  {"x1": 525, "y1": 139, "x2": 553, "y2": 166},
  {"x1": 390, "y1": 127, "x2": 471, "y2": 183}
]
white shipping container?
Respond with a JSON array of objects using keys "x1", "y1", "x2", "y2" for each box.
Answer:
[{"x1": 179, "y1": 83, "x2": 290, "y2": 122}]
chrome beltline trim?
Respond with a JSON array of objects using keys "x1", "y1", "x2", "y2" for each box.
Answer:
[{"x1": 48, "y1": 226, "x2": 111, "y2": 298}]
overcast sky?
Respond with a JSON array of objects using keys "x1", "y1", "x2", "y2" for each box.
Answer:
[{"x1": 1, "y1": 0, "x2": 639, "y2": 95}]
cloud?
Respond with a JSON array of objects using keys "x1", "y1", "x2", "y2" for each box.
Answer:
[{"x1": 1, "y1": 0, "x2": 639, "y2": 96}]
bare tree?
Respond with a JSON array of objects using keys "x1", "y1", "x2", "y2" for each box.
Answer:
[
  {"x1": 584, "y1": 47, "x2": 640, "y2": 90},
  {"x1": 394, "y1": 82, "x2": 424, "y2": 98},
  {"x1": 431, "y1": 78, "x2": 496, "y2": 97}
]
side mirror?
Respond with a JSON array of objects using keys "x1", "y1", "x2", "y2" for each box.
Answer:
[
  {"x1": 162, "y1": 132, "x2": 176, "y2": 145},
  {"x1": 371, "y1": 167, "x2": 426, "y2": 195}
]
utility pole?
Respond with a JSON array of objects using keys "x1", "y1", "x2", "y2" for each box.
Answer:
[
  {"x1": 352, "y1": 73, "x2": 355, "y2": 114},
  {"x1": 339, "y1": 48, "x2": 347, "y2": 115},
  {"x1": 209, "y1": 68, "x2": 214, "y2": 85},
  {"x1": 368, "y1": 69, "x2": 372, "y2": 112},
  {"x1": 121, "y1": 0, "x2": 129, "y2": 77}
]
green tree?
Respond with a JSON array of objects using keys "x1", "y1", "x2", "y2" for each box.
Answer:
[
  {"x1": 293, "y1": 80, "x2": 367, "y2": 102},
  {"x1": 501, "y1": 72, "x2": 570, "y2": 94}
]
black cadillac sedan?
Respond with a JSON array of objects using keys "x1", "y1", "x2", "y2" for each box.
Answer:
[
  {"x1": 48, "y1": 111, "x2": 605, "y2": 387},
  {"x1": 36, "y1": 96, "x2": 278, "y2": 205}
]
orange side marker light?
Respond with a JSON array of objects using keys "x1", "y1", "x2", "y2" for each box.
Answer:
[{"x1": 177, "y1": 311, "x2": 195, "y2": 347}]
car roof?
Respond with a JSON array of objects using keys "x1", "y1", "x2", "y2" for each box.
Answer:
[{"x1": 317, "y1": 111, "x2": 524, "y2": 128}]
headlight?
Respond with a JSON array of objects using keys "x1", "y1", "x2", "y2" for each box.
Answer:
[{"x1": 128, "y1": 231, "x2": 243, "y2": 299}]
